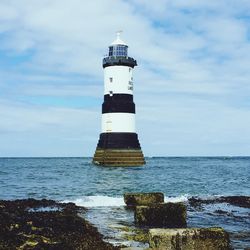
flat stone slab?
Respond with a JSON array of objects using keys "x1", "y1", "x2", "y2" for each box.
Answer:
[
  {"x1": 149, "y1": 228, "x2": 231, "y2": 250},
  {"x1": 124, "y1": 192, "x2": 164, "y2": 206},
  {"x1": 135, "y1": 202, "x2": 186, "y2": 228}
]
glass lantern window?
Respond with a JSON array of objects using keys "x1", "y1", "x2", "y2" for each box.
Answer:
[{"x1": 109, "y1": 45, "x2": 128, "y2": 57}]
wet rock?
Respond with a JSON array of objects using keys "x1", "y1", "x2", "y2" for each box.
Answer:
[
  {"x1": 124, "y1": 192, "x2": 164, "y2": 206},
  {"x1": 135, "y1": 202, "x2": 186, "y2": 228},
  {"x1": 188, "y1": 196, "x2": 250, "y2": 209},
  {"x1": 121, "y1": 227, "x2": 149, "y2": 243},
  {"x1": 0, "y1": 199, "x2": 118, "y2": 250},
  {"x1": 121, "y1": 248, "x2": 146, "y2": 250},
  {"x1": 149, "y1": 227, "x2": 231, "y2": 250},
  {"x1": 214, "y1": 209, "x2": 228, "y2": 215},
  {"x1": 219, "y1": 196, "x2": 250, "y2": 208},
  {"x1": 188, "y1": 197, "x2": 207, "y2": 208}
]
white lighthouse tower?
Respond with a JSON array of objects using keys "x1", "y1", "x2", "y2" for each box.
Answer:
[{"x1": 93, "y1": 32, "x2": 145, "y2": 166}]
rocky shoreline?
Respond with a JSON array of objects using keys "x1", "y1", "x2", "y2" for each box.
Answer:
[
  {"x1": 0, "y1": 199, "x2": 118, "y2": 250},
  {"x1": 1, "y1": 195, "x2": 249, "y2": 249}
]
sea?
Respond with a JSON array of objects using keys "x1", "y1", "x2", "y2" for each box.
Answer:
[{"x1": 0, "y1": 157, "x2": 249, "y2": 249}]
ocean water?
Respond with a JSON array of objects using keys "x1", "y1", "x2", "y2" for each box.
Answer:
[{"x1": 0, "y1": 157, "x2": 249, "y2": 249}]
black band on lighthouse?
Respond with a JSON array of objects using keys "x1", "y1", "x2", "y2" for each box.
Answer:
[
  {"x1": 102, "y1": 94, "x2": 135, "y2": 113},
  {"x1": 97, "y1": 132, "x2": 141, "y2": 149}
]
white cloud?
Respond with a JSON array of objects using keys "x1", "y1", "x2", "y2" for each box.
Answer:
[{"x1": 0, "y1": 99, "x2": 99, "y2": 156}]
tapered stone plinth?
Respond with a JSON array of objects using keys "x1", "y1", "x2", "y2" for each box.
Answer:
[{"x1": 93, "y1": 149, "x2": 145, "y2": 167}]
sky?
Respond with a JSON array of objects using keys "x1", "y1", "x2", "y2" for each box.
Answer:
[{"x1": 0, "y1": 0, "x2": 250, "y2": 157}]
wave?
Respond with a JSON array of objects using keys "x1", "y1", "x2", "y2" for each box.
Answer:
[
  {"x1": 165, "y1": 194, "x2": 189, "y2": 203},
  {"x1": 63, "y1": 196, "x2": 125, "y2": 207},
  {"x1": 63, "y1": 194, "x2": 190, "y2": 207}
]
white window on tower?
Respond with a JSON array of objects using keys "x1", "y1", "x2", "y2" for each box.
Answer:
[
  {"x1": 129, "y1": 68, "x2": 131, "y2": 72},
  {"x1": 109, "y1": 77, "x2": 113, "y2": 83},
  {"x1": 109, "y1": 91, "x2": 113, "y2": 96}
]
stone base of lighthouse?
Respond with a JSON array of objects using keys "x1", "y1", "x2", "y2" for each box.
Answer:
[{"x1": 93, "y1": 133, "x2": 145, "y2": 166}]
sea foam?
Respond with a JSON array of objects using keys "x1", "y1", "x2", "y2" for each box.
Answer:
[
  {"x1": 165, "y1": 194, "x2": 189, "y2": 203},
  {"x1": 63, "y1": 194, "x2": 189, "y2": 207},
  {"x1": 63, "y1": 196, "x2": 125, "y2": 207}
]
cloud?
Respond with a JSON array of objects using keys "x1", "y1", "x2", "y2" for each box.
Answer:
[
  {"x1": 0, "y1": 99, "x2": 99, "y2": 156},
  {"x1": 0, "y1": 0, "x2": 250, "y2": 156}
]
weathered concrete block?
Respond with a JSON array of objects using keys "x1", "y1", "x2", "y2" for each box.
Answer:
[
  {"x1": 135, "y1": 202, "x2": 186, "y2": 228},
  {"x1": 124, "y1": 192, "x2": 164, "y2": 206},
  {"x1": 149, "y1": 228, "x2": 231, "y2": 250}
]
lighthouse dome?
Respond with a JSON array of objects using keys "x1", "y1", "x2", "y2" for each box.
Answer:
[
  {"x1": 111, "y1": 30, "x2": 127, "y2": 46},
  {"x1": 108, "y1": 31, "x2": 128, "y2": 57}
]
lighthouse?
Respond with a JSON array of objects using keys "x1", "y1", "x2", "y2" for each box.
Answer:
[{"x1": 93, "y1": 32, "x2": 145, "y2": 166}]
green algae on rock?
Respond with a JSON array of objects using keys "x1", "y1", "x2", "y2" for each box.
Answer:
[
  {"x1": 135, "y1": 202, "x2": 187, "y2": 228},
  {"x1": 0, "y1": 199, "x2": 118, "y2": 250},
  {"x1": 149, "y1": 227, "x2": 231, "y2": 250},
  {"x1": 121, "y1": 227, "x2": 149, "y2": 244},
  {"x1": 124, "y1": 192, "x2": 164, "y2": 206}
]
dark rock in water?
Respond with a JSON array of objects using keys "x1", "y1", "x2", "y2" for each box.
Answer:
[
  {"x1": 148, "y1": 227, "x2": 231, "y2": 250},
  {"x1": 219, "y1": 196, "x2": 250, "y2": 208},
  {"x1": 124, "y1": 192, "x2": 164, "y2": 206},
  {"x1": 188, "y1": 196, "x2": 250, "y2": 209},
  {"x1": 214, "y1": 209, "x2": 232, "y2": 216},
  {"x1": 188, "y1": 197, "x2": 205, "y2": 208},
  {"x1": 135, "y1": 202, "x2": 187, "y2": 228},
  {"x1": 0, "y1": 199, "x2": 118, "y2": 250}
]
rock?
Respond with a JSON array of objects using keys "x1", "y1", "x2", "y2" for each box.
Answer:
[
  {"x1": 188, "y1": 196, "x2": 250, "y2": 209},
  {"x1": 219, "y1": 196, "x2": 250, "y2": 208},
  {"x1": 135, "y1": 202, "x2": 186, "y2": 228},
  {"x1": 121, "y1": 248, "x2": 146, "y2": 250},
  {"x1": 0, "y1": 199, "x2": 118, "y2": 250},
  {"x1": 149, "y1": 227, "x2": 231, "y2": 250},
  {"x1": 124, "y1": 192, "x2": 164, "y2": 206}
]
